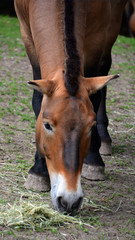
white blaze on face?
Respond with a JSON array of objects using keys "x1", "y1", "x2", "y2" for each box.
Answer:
[{"x1": 50, "y1": 173, "x2": 83, "y2": 212}]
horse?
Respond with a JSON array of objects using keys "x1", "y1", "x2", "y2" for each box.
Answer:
[{"x1": 14, "y1": 0, "x2": 128, "y2": 214}]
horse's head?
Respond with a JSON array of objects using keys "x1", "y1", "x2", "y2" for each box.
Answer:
[{"x1": 28, "y1": 73, "x2": 118, "y2": 214}]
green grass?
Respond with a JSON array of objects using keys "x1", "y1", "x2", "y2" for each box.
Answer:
[
  {"x1": 0, "y1": 17, "x2": 35, "y2": 131},
  {"x1": 112, "y1": 35, "x2": 135, "y2": 55},
  {"x1": 110, "y1": 35, "x2": 135, "y2": 77},
  {"x1": 0, "y1": 15, "x2": 26, "y2": 57}
]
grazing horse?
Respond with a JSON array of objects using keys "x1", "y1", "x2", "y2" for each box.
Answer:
[{"x1": 14, "y1": 0, "x2": 127, "y2": 214}]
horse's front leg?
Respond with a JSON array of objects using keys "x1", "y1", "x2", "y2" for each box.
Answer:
[
  {"x1": 19, "y1": 25, "x2": 50, "y2": 191},
  {"x1": 24, "y1": 64, "x2": 50, "y2": 192},
  {"x1": 82, "y1": 90, "x2": 106, "y2": 180}
]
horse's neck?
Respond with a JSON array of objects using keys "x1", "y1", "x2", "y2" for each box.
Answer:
[{"x1": 30, "y1": 0, "x2": 86, "y2": 80}]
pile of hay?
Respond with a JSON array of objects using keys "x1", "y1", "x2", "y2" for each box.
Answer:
[
  {"x1": 0, "y1": 198, "x2": 111, "y2": 230},
  {"x1": 0, "y1": 200, "x2": 83, "y2": 230}
]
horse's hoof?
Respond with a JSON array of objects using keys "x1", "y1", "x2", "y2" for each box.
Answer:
[
  {"x1": 81, "y1": 164, "x2": 106, "y2": 180},
  {"x1": 24, "y1": 173, "x2": 50, "y2": 192},
  {"x1": 100, "y1": 140, "x2": 112, "y2": 156}
]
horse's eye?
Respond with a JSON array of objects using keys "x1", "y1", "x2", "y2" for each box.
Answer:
[{"x1": 44, "y1": 122, "x2": 53, "y2": 131}]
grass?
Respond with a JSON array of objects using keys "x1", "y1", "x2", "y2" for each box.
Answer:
[
  {"x1": 112, "y1": 35, "x2": 135, "y2": 55},
  {"x1": 0, "y1": 15, "x2": 26, "y2": 57}
]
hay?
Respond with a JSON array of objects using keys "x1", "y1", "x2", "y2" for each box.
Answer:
[{"x1": 0, "y1": 200, "x2": 87, "y2": 230}]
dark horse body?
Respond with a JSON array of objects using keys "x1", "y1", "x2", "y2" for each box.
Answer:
[{"x1": 15, "y1": 0, "x2": 128, "y2": 213}]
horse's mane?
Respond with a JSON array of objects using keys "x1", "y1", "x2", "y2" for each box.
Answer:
[{"x1": 64, "y1": 0, "x2": 81, "y2": 96}]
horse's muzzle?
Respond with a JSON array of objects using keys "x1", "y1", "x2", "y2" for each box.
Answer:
[
  {"x1": 50, "y1": 173, "x2": 83, "y2": 214},
  {"x1": 57, "y1": 195, "x2": 83, "y2": 214}
]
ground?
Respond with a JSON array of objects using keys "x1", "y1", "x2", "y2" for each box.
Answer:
[{"x1": 0, "y1": 16, "x2": 135, "y2": 240}]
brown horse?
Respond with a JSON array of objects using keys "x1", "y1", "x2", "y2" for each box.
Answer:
[{"x1": 14, "y1": 0, "x2": 127, "y2": 214}]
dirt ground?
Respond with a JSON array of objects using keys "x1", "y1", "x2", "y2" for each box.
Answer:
[{"x1": 0, "y1": 29, "x2": 135, "y2": 239}]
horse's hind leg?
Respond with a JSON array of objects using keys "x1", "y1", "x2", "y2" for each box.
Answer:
[
  {"x1": 20, "y1": 24, "x2": 50, "y2": 191},
  {"x1": 97, "y1": 54, "x2": 112, "y2": 155},
  {"x1": 82, "y1": 54, "x2": 112, "y2": 180},
  {"x1": 97, "y1": 86, "x2": 112, "y2": 155}
]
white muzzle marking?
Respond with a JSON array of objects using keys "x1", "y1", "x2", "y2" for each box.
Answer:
[{"x1": 50, "y1": 173, "x2": 83, "y2": 213}]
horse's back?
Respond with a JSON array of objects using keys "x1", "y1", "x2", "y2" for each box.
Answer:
[{"x1": 15, "y1": 0, "x2": 128, "y2": 74}]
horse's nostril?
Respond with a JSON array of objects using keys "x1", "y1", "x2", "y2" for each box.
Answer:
[
  {"x1": 72, "y1": 197, "x2": 83, "y2": 210},
  {"x1": 58, "y1": 196, "x2": 68, "y2": 210},
  {"x1": 57, "y1": 196, "x2": 83, "y2": 213}
]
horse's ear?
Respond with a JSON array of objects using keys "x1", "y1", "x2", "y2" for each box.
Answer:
[
  {"x1": 83, "y1": 74, "x2": 119, "y2": 95},
  {"x1": 27, "y1": 80, "x2": 56, "y2": 96}
]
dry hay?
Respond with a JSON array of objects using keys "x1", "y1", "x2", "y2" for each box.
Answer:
[
  {"x1": 0, "y1": 200, "x2": 90, "y2": 231},
  {"x1": 0, "y1": 196, "x2": 114, "y2": 231}
]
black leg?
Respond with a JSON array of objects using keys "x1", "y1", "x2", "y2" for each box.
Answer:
[
  {"x1": 97, "y1": 86, "x2": 112, "y2": 143},
  {"x1": 32, "y1": 66, "x2": 43, "y2": 119},
  {"x1": 97, "y1": 54, "x2": 112, "y2": 155},
  {"x1": 29, "y1": 151, "x2": 49, "y2": 177},
  {"x1": 82, "y1": 91, "x2": 105, "y2": 180},
  {"x1": 32, "y1": 90, "x2": 43, "y2": 119},
  {"x1": 29, "y1": 65, "x2": 49, "y2": 177},
  {"x1": 82, "y1": 65, "x2": 106, "y2": 180},
  {"x1": 84, "y1": 126, "x2": 105, "y2": 168},
  {"x1": 24, "y1": 65, "x2": 50, "y2": 191},
  {"x1": 84, "y1": 90, "x2": 104, "y2": 168}
]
